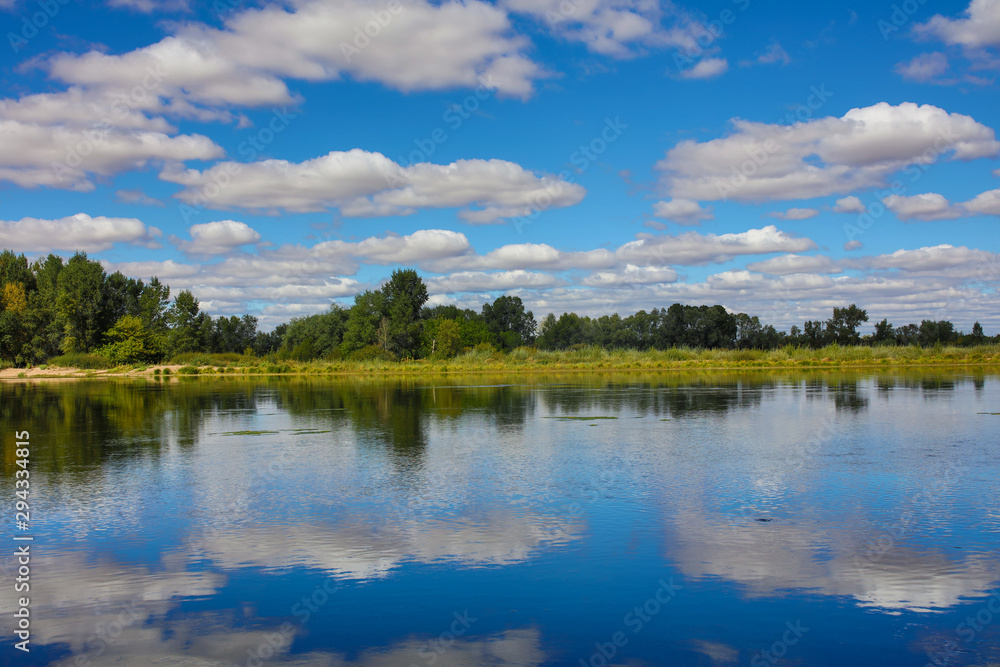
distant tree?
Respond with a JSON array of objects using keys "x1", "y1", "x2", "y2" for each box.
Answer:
[
  {"x1": 803, "y1": 320, "x2": 827, "y2": 348},
  {"x1": 482, "y1": 295, "x2": 536, "y2": 350},
  {"x1": 342, "y1": 290, "x2": 385, "y2": 353},
  {"x1": 826, "y1": 304, "x2": 868, "y2": 345},
  {"x1": 166, "y1": 290, "x2": 202, "y2": 354},
  {"x1": 434, "y1": 319, "x2": 462, "y2": 357},
  {"x1": 918, "y1": 320, "x2": 956, "y2": 347},
  {"x1": 871, "y1": 319, "x2": 894, "y2": 345},
  {"x1": 381, "y1": 269, "x2": 428, "y2": 357},
  {"x1": 894, "y1": 323, "x2": 920, "y2": 346},
  {"x1": 56, "y1": 252, "x2": 107, "y2": 352},
  {"x1": 99, "y1": 315, "x2": 167, "y2": 365},
  {"x1": 139, "y1": 277, "x2": 171, "y2": 333},
  {"x1": 971, "y1": 321, "x2": 985, "y2": 343}
]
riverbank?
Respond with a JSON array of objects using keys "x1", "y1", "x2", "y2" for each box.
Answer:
[{"x1": 2, "y1": 344, "x2": 999, "y2": 379}]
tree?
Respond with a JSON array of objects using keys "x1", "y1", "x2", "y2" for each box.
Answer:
[
  {"x1": 971, "y1": 321, "x2": 985, "y2": 343},
  {"x1": 56, "y1": 252, "x2": 107, "y2": 352},
  {"x1": 381, "y1": 269, "x2": 428, "y2": 357},
  {"x1": 27, "y1": 254, "x2": 63, "y2": 360},
  {"x1": 872, "y1": 319, "x2": 894, "y2": 345},
  {"x1": 826, "y1": 304, "x2": 868, "y2": 345},
  {"x1": 166, "y1": 290, "x2": 202, "y2": 354},
  {"x1": 100, "y1": 315, "x2": 167, "y2": 365},
  {"x1": 918, "y1": 320, "x2": 956, "y2": 347},
  {"x1": 434, "y1": 319, "x2": 462, "y2": 357},
  {"x1": 343, "y1": 290, "x2": 385, "y2": 353},
  {"x1": 139, "y1": 277, "x2": 171, "y2": 332},
  {"x1": 482, "y1": 295, "x2": 536, "y2": 350}
]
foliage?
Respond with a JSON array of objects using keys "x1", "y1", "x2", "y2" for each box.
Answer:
[{"x1": 99, "y1": 315, "x2": 167, "y2": 365}]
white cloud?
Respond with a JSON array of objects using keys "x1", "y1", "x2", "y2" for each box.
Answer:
[
  {"x1": 657, "y1": 102, "x2": 1000, "y2": 202},
  {"x1": 165, "y1": 151, "x2": 585, "y2": 222},
  {"x1": 0, "y1": 213, "x2": 161, "y2": 252},
  {"x1": 652, "y1": 198, "x2": 713, "y2": 224},
  {"x1": 863, "y1": 244, "x2": 998, "y2": 274},
  {"x1": 615, "y1": 225, "x2": 817, "y2": 266},
  {"x1": 0, "y1": 119, "x2": 222, "y2": 191},
  {"x1": 833, "y1": 195, "x2": 866, "y2": 214},
  {"x1": 895, "y1": 52, "x2": 950, "y2": 81},
  {"x1": 914, "y1": 0, "x2": 1000, "y2": 48},
  {"x1": 108, "y1": 0, "x2": 189, "y2": 11},
  {"x1": 750, "y1": 41, "x2": 790, "y2": 66},
  {"x1": 883, "y1": 193, "x2": 963, "y2": 221},
  {"x1": 503, "y1": 0, "x2": 706, "y2": 59},
  {"x1": 316, "y1": 229, "x2": 472, "y2": 265},
  {"x1": 427, "y1": 270, "x2": 564, "y2": 294},
  {"x1": 50, "y1": 0, "x2": 544, "y2": 110},
  {"x1": 174, "y1": 220, "x2": 262, "y2": 256},
  {"x1": 746, "y1": 254, "x2": 842, "y2": 275},
  {"x1": 680, "y1": 57, "x2": 729, "y2": 79},
  {"x1": 115, "y1": 188, "x2": 164, "y2": 206},
  {"x1": 844, "y1": 240, "x2": 864, "y2": 251},
  {"x1": 768, "y1": 207, "x2": 819, "y2": 220},
  {"x1": 963, "y1": 187, "x2": 1000, "y2": 215},
  {"x1": 580, "y1": 264, "x2": 679, "y2": 287}
]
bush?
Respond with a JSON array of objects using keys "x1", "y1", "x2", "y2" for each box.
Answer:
[
  {"x1": 98, "y1": 315, "x2": 167, "y2": 365},
  {"x1": 177, "y1": 366, "x2": 200, "y2": 375},
  {"x1": 347, "y1": 345, "x2": 395, "y2": 362},
  {"x1": 48, "y1": 352, "x2": 112, "y2": 369}
]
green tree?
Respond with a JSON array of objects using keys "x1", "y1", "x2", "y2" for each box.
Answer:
[
  {"x1": 826, "y1": 304, "x2": 869, "y2": 345},
  {"x1": 482, "y1": 295, "x2": 537, "y2": 350},
  {"x1": 971, "y1": 321, "x2": 985, "y2": 343},
  {"x1": 872, "y1": 319, "x2": 894, "y2": 345},
  {"x1": 342, "y1": 290, "x2": 385, "y2": 353},
  {"x1": 381, "y1": 269, "x2": 429, "y2": 357},
  {"x1": 166, "y1": 290, "x2": 203, "y2": 354},
  {"x1": 100, "y1": 315, "x2": 167, "y2": 365},
  {"x1": 139, "y1": 277, "x2": 171, "y2": 332},
  {"x1": 56, "y1": 252, "x2": 107, "y2": 352}
]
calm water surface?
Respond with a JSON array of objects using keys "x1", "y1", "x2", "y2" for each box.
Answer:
[{"x1": 1, "y1": 371, "x2": 999, "y2": 666}]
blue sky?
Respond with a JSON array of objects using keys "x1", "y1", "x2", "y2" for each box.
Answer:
[{"x1": 0, "y1": 0, "x2": 998, "y2": 331}]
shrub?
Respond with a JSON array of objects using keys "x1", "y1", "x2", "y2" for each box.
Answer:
[
  {"x1": 48, "y1": 352, "x2": 112, "y2": 369},
  {"x1": 177, "y1": 366, "x2": 200, "y2": 375},
  {"x1": 347, "y1": 345, "x2": 395, "y2": 362}
]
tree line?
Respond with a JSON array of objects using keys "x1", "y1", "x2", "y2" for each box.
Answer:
[{"x1": 0, "y1": 249, "x2": 993, "y2": 367}]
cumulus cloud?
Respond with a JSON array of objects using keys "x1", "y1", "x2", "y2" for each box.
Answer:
[
  {"x1": 680, "y1": 57, "x2": 729, "y2": 79},
  {"x1": 657, "y1": 102, "x2": 1000, "y2": 202},
  {"x1": 768, "y1": 207, "x2": 819, "y2": 220},
  {"x1": 862, "y1": 244, "x2": 999, "y2": 274},
  {"x1": 108, "y1": 0, "x2": 189, "y2": 11},
  {"x1": 115, "y1": 188, "x2": 164, "y2": 206},
  {"x1": 833, "y1": 195, "x2": 866, "y2": 214},
  {"x1": 503, "y1": 0, "x2": 708, "y2": 59},
  {"x1": 914, "y1": 0, "x2": 1000, "y2": 48},
  {"x1": 615, "y1": 225, "x2": 817, "y2": 266},
  {"x1": 745, "y1": 254, "x2": 842, "y2": 275},
  {"x1": 963, "y1": 187, "x2": 1000, "y2": 215},
  {"x1": 844, "y1": 240, "x2": 864, "y2": 251},
  {"x1": 0, "y1": 119, "x2": 222, "y2": 191},
  {"x1": 164, "y1": 151, "x2": 585, "y2": 222},
  {"x1": 0, "y1": 213, "x2": 161, "y2": 252},
  {"x1": 883, "y1": 193, "x2": 963, "y2": 221},
  {"x1": 895, "y1": 52, "x2": 950, "y2": 82},
  {"x1": 652, "y1": 198, "x2": 714, "y2": 224},
  {"x1": 427, "y1": 270, "x2": 564, "y2": 294},
  {"x1": 580, "y1": 264, "x2": 679, "y2": 287},
  {"x1": 173, "y1": 220, "x2": 262, "y2": 256},
  {"x1": 50, "y1": 0, "x2": 545, "y2": 108}
]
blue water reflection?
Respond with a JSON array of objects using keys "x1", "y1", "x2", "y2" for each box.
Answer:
[{"x1": 1, "y1": 371, "x2": 998, "y2": 666}]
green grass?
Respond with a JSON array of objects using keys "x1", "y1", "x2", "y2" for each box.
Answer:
[
  {"x1": 48, "y1": 352, "x2": 113, "y2": 369},
  {"x1": 21, "y1": 343, "x2": 1000, "y2": 378}
]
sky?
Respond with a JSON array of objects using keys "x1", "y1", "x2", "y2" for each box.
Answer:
[{"x1": 0, "y1": 0, "x2": 998, "y2": 332}]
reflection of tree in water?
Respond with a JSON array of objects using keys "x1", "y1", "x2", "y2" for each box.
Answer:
[
  {"x1": 831, "y1": 380, "x2": 869, "y2": 413},
  {"x1": 541, "y1": 377, "x2": 769, "y2": 419},
  {"x1": 0, "y1": 378, "x2": 245, "y2": 476}
]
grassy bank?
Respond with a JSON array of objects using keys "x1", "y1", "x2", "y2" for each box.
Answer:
[{"x1": 5, "y1": 343, "x2": 1000, "y2": 379}]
